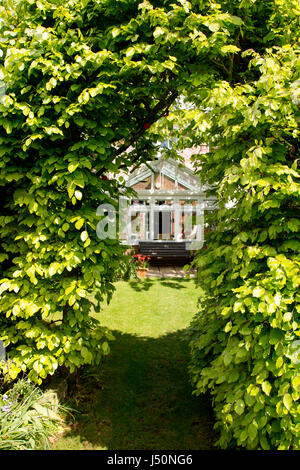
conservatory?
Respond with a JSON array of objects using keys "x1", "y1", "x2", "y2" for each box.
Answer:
[{"x1": 121, "y1": 157, "x2": 216, "y2": 251}]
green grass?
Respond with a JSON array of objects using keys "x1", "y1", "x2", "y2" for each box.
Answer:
[{"x1": 53, "y1": 278, "x2": 216, "y2": 450}]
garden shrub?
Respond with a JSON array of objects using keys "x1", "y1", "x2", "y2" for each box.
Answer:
[
  {"x1": 187, "y1": 38, "x2": 300, "y2": 450},
  {"x1": 0, "y1": 378, "x2": 66, "y2": 449}
]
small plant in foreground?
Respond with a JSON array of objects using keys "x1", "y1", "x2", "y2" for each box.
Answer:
[{"x1": 0, "y1": 378, "x2": 65, "y2": 450}]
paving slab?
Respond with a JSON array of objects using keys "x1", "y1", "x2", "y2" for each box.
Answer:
[{"x1": 146, "y1": 266, "x2": 197, "y2": 278}]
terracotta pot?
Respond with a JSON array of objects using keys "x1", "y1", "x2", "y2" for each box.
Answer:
[{"x1": 137, "y1": 267, "x2": 148, "y2": 278}]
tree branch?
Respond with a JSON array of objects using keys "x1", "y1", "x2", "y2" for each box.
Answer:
[{"x1": 100, "y1": 89, "x2": 178, "y2": 175}]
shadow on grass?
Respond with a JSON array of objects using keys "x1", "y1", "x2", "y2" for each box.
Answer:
[
  {"x1": 56, "y1": 328, "x2": 217, "y2": 450},
  {"x1": 128, "y1": 278, "x2": 155, "y2": 292},
  {"x1": 159, "y1": 280, "x2": 189, "y2": 289},
  {"x1": 128, "y1": 278, "x2": 191, "y2": 292}
]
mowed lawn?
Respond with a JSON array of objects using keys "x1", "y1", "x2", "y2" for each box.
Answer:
[{"x1": 53, "y1": 278, "x2": 216, "y2": 450}]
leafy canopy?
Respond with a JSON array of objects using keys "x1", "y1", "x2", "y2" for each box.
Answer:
[
  {"x1": 0, "y1": 0, "x2": 299, "y2": 451},
  {"x1": 177, "y1": 0, "x2": 300, "y2": 451}
]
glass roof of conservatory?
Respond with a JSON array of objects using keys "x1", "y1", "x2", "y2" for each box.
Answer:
[{"x1": 126, "y1": 157, "x2": 206, "y2": 194}]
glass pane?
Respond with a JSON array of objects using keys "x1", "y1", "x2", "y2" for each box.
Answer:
[
  {"x1": 179, "y1": 199, "x2": 198, "y2": 206},
  {"x1": 182, "y1": 208, "x2": 197, "y2": 240},
  {"x1": 153, "y1": 211, "x2": 174, "y2": 240},
  {"x1": 130, "y1": 211, "x2": 150, "y2": 240}
]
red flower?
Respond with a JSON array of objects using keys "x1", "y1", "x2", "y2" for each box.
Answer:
[
  {"x1": 101, "y1": 175, "x2": 108, "y2": 180},
  {"x1": 132, "y1": 253, "x2": 149, "y2": 267},
  {"x1": 143, "y1": 122, "x2": 151, "y2": 129}
]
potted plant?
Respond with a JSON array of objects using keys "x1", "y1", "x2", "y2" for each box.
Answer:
[{"x1": 133, "y1": 254, "x2": 151, "y2": 278}]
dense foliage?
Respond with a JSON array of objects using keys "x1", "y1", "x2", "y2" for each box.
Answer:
[
  {"x1": 0, "y1": 0, "x2": 299, "y2": 450},
  {"x1": 182, "y1": 2, "x2": 300, "y2": 450}
]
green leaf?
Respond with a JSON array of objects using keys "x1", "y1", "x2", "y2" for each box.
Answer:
[
  {"x1": 74, "y1": 190, "x2": 82, "y2": 200},
  {"x1": 81, "y1": 347, "x2": 93, "y2": 362},
  {"x1": 223, "y1": 351, "x2": 232, "y2": 366},
  {"x1": 253, "y1": 287, "x2": 265, "y2": 298},
  {"x1": 65, "y1": 284, "x2": 75, "y2": 295},
  {"x1": 260, "y1": 436, "x2": 270, "y2": 450},
  {"x1": 261, "y1": 381, "x2": 272, "y2": 396},
  {"x1": 76, "y1": 287, "x2": 86, "y2": 297},
  {"x1": 248, "y1": 423, "x2": 258, "y2": 441},
  {"x1": 221, "y1": 45, "x2": 240, "y2": 54},
  {"x1": 276, "y1": 356, "x2": 284, "y2": 368},
  {"x1": 291, "y1": 376, "x2": 300, "y2": 392},
  {"x1": 283, "y1": 394, "x2": 293, "y2": 411},
  {"x1": 33, "y1": 403, "x2": 62, "y2": 422},
  {"x1": 75, "y1": 218, "x2": 84, "y2": 230},
  {"x1": 102, "y1": 341, "x2": 110, "y2": 355},
  {"x1": 234, "y1": 399, "x2": 245, "y2": 416},
  {"x1": 80, "y1": 231, "x2": 88, "y2": 242},
  {"x1": 68, "y1": 295, "x2": 76, "y2": 306}
]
